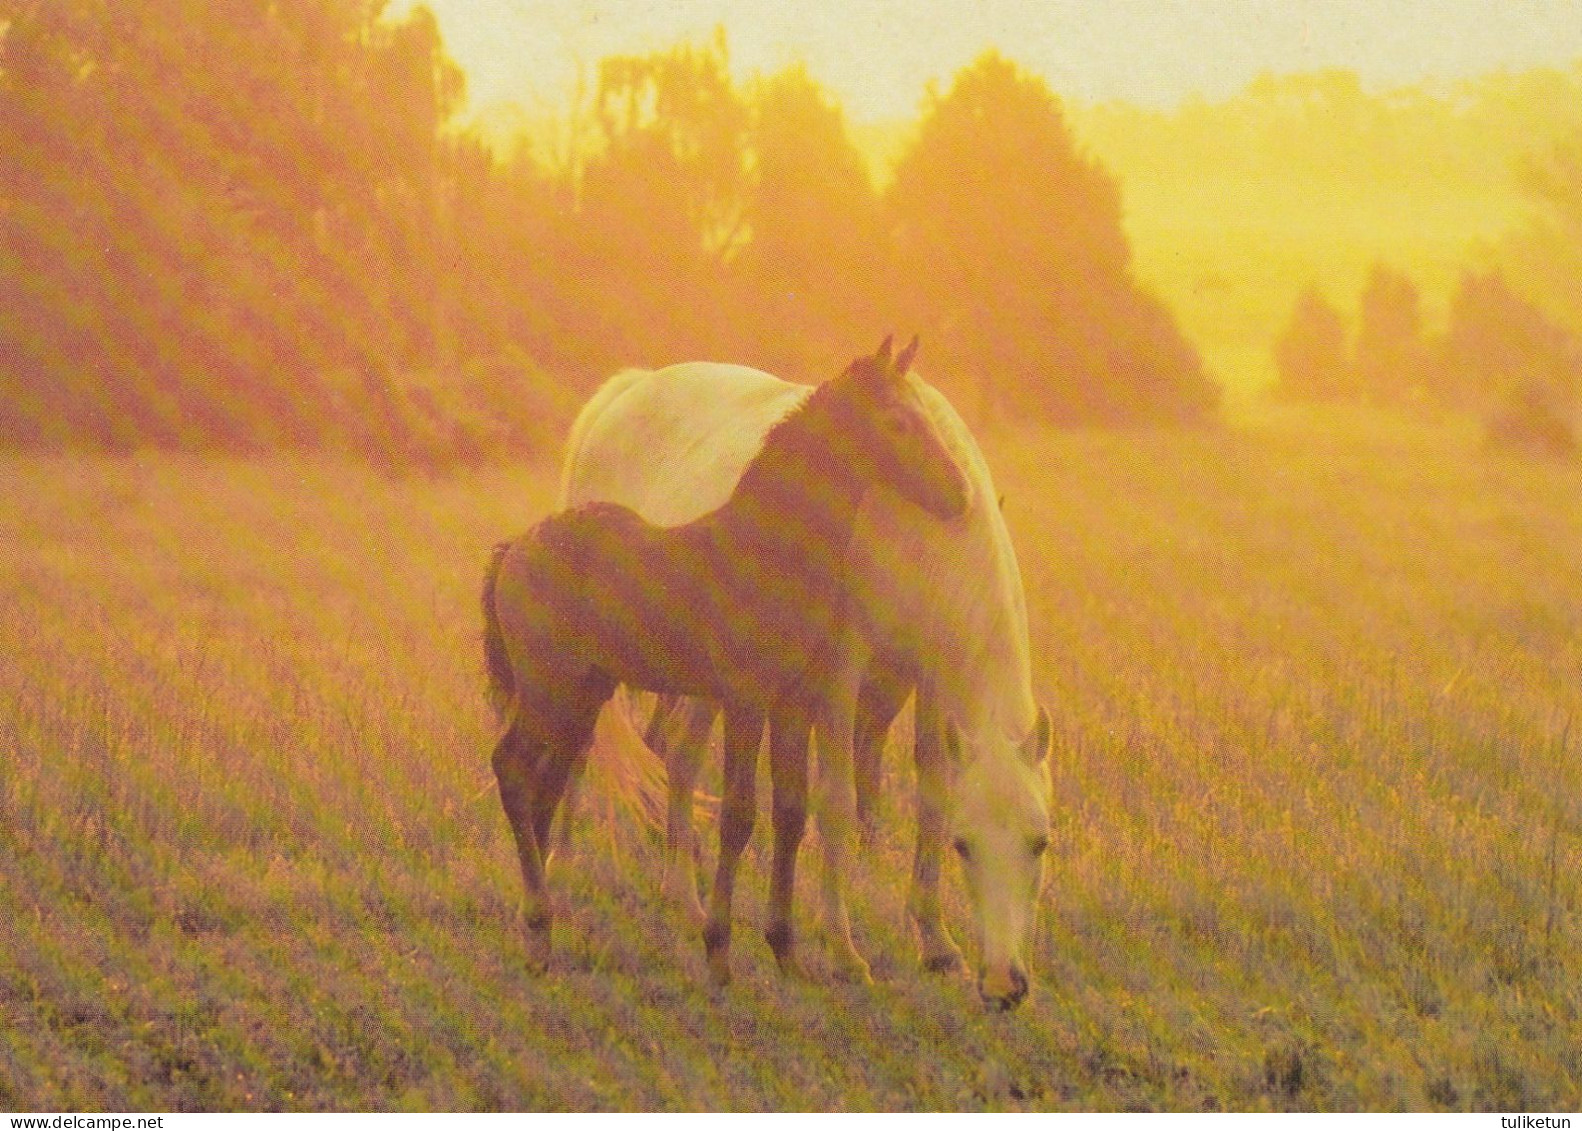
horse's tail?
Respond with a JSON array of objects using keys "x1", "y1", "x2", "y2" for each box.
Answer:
[
  {"x1": 482, "y1": 541, "x2": 515, "y2": 720},
  {"x1": 558, "y1": 367, "x2": 652, "y2": 507}
]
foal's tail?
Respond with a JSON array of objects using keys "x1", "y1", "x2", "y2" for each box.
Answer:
[{"x1": 481, "y1": 541, "x2": 515, "y2": 720}]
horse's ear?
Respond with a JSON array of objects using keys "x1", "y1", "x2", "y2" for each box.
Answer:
[
  {"x1": 895, "y1": 334, "x2": 920, "y2": 377},
  {"x1": 1020, "y1": 705, "x2": 1051, "y2": 766},
  {"x1": 875, "y1": 334, "x2": 894, "y2": 368}
]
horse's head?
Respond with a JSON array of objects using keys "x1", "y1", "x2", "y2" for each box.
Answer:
[
  {"x1": 948, "y1": 705, "x2": 1052, "y2": 1010},
  {"x1": 828, "y1": 336, "x2": 969, "y2": 520}
]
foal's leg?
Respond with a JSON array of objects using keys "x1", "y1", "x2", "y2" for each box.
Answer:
[
  {"x1": 814, "y1": 661, "x2": 874, "y2": 985},
  {"x1": 654, "y1": 695, "x2": 718, "y2": 924},
  {"x1": 532, "y1": 707, "x2": 601, "y2": 858},
  {"x1": 908, "y1": 685, "x2": 966, "y2": 975},
  {"x1": 492, "y1": 719, "x2": 555, "y2": 973},
  {"x1": 764, "y1": 711, "x2": 811, "y2": 978},
  {"x1": 702, "y1": 707, "x2": 763, "y2": 987}
]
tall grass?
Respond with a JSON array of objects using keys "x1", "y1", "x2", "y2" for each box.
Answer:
[{"x1": 1, "y1": 410, "x2": 1578, "y2": 1109}]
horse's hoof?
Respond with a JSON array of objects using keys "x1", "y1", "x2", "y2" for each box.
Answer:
[
  {"x1": 662, "y1": 871, "x2": 707, "y2": 927},
  {"x1": 831, "y1": 953, "x2": 874, "y2": 986},
  {"x1": 772, "y1": 949, "x2": 808, "y2": 982},
  {"x1": 922, "y1": 948, "x2": 966, "y2": 976},
  {"x1": 707, "y1": 952, "x2": 732, "y2": 988},
  {"x1": 523, "y1": 933, "x2": 552, "y2": 974},
  {"x1": 667, "y1": 893, "x2": 706, "y2": 927}
]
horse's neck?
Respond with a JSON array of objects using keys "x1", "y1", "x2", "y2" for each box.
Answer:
[
  {"x1": 887, "y1": 503, "x2": 1034, "y2": 740},
  {"x1": 933, "y1": 603, "x2": 1035, "y2": 739}
]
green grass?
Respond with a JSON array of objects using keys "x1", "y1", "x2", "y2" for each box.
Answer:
[{"x1": 2, "y1": 410, "x2": 1580, "y2": 1110}]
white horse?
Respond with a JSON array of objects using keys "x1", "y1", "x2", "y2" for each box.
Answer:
[{"x1": 560, "y1": 362, "x2": 1051, "y2": 1008}]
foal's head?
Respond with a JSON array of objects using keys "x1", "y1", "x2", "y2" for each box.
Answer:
[{"x1": 821, "y1": 336, "x2": 969, "y2": 520}]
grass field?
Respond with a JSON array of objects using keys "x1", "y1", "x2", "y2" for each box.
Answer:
[{"x1": 2, "y1": 408, "x2": 1580, "y2": 1111}]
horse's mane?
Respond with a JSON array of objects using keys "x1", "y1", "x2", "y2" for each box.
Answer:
[{"x1": 730, "y1": 362, "x2": 875, "y2": 505}]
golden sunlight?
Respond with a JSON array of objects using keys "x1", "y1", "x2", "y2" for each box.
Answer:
[
  {"x1": 395, "y1": 0, "x2": 1582, "y2": 396},
  {"x1": 8, "y1": 0, "x2": 1582, "y2": 1111},
  {"x1": 396, "y1": 0, "x2": 1582, "y2": 120}
]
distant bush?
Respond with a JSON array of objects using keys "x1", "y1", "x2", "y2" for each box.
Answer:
[
  {"x1": 1272, "y1": 267, "x2": 1582, "y2": 423},
  {"x1": 337, "y1": 352, "x2": 584, "y2": 473},
  {"x1": 1355, "y1": 264, "x2": 1429, "y2": 406},
  {"x1": 3, "y1": 16, "x2": 1218, "y2": 453},
  {"x1": 1273, "y1": 286, "x2": 1351, "y2": 402},
  {"x1": 1434, "y1": 270, "x2": 1579, "y2": 413},
  {"x1": 1485, "y1": 383, "x2": 1577, "y2": 459}
]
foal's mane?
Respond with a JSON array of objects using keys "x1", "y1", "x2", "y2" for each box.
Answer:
[{"x1": 730, "y1": 358, "x2": 883, "y2": 504}]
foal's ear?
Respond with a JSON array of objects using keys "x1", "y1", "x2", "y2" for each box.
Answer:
[
  {"x1": 1020, "y1": 705, "x2": 1051, "y2": 766},
  {"x1": 874, "y1": 334, "x2": 894, "y2": 367},
  {"x1": 944, "y1": 719, "x2": 965, "y2": 770},
  {"x1": 895, "y1": 334, "x2": 920, "y2": 377}
]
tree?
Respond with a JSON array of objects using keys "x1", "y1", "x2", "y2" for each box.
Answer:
[
  {"x1": 1502, "y1": 125, "x2": 1582, "y2": 336},
  {"x1": 0, "y1": 1, "x2": 466, "y2": 450},
  {"x1": 558, "y1": 30, "x2": 751, "y2": 380},
  {"x1": 1273, "y1": 286, "x2": 1350, "y2": 401},
  {"x1": 734, "y1": 65, "x2": 884, "y2": 381},
  {"x1": 885, "y1": 51, "x2": 1215, "y2": 423},
  {"x1": 1354, "y1": 263, "x2": 1426, "y2": 405},
  {"x1": 1430, "y1": 269, "x2": 1578, "y2": 411}
]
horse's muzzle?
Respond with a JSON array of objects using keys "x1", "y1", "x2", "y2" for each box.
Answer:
[{"x1": 978, "y1": 964, "x2": 1029, "y2": 1010}]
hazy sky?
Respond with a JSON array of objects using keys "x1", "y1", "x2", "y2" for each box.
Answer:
[{"x1": 392, "y1": 0, "x2": 1582, "y2": 121}]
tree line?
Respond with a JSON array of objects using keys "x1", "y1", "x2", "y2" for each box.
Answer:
[
  {"x1": 1274, "y1": 260, "x2": 1581, "y2": 452},
  {"x1": 0, "y1": 4, "x2": 1215, "y2": 463},
  {"x1": 1269, "y1": 100, "x2": 1582, "y2": 450},
  {"x1": 1073, "y1": 66, "x2": 1582, "y2": 405}
]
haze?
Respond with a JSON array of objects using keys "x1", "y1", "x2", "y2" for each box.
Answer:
[{"x1": 394, "y1": 0, "x2": 1582, "y2": 120}]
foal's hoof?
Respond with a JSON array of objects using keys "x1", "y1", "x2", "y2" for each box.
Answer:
[
  {"x1": 703, "y1": 921, "x2": 732, "y2": 987},
  {"x1": 522, "y1": 922, "x2": 552, "y2": 974}
]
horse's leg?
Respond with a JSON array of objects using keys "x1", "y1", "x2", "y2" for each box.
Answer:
[
  {"x1": 492, "y1": 718, "x2": 555, "y2": 973},
  {"x1": 641, "y1": 689, "x2": 676, "y2": 752},
  {"x1": 853, "y1": 672, "x2": 908, "y2": 849},
  {"x1": 658, "y1": 695, "x2": 717, "y2": 924},
  {"x1": 909, "y1": 684, "x2": 966, "y2": 975},
  {"x1": 702, "y1": 706, "x2": 763, "y2": 987},
  {"x1": 764, "y1": 710, "x2": 811, "y2": 978},
  {"x1": 814, "y1": 653, "x2": 874, "y2": 985}
]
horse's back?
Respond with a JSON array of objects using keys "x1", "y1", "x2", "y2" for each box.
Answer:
[
  {"x1": 560, "y1": 362, "x2": 811, "y2": 526},
  {"x1": 557, "y1": 358, "x2": 1035, "y2": 736},
  {"x1": 559, "y1": 368, "x2": 651, "y2": 507}
]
